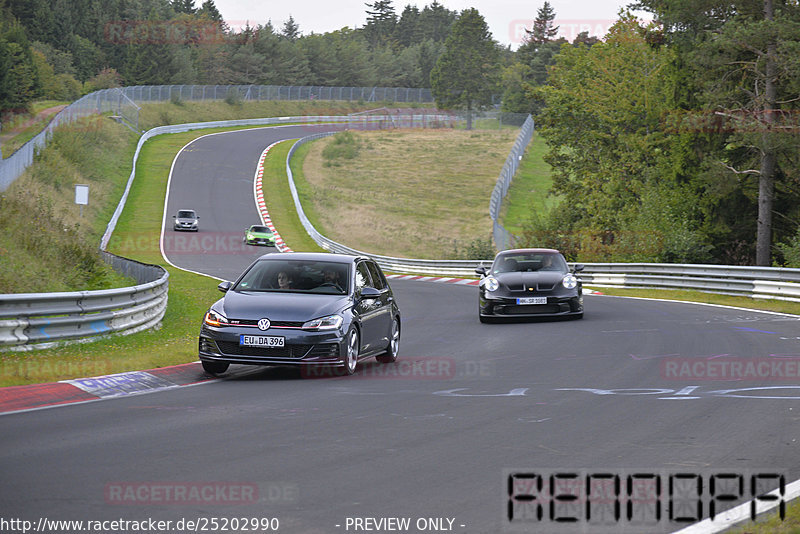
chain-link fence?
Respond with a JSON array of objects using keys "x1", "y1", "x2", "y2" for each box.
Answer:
[
  {"x1": 124, "y1": 84, "x2": 433, "y2": 104},
  {"x1": 490, "y1": 115, "x2": 535, "y2": 251},
  {"x1": 0, "y1": 88, "x2": 140, "y2": 192},
  {"x1": 0, "y1": 84, "x2": 434, "y2": 193}
]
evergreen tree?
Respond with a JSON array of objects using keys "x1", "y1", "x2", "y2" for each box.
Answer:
[
  {"x1": 638, "y1": 0, "x2": 800, "y2": 265},
  {"x1": 199, "y1": 0, "x2": 223, "y2": 22},
  {"x1": 430, "y1": 8, "x2": 499, "y2": 128},
  {"x1": 418, "y1": 1, "x2": 456, "y2": 42},
  {"x1": 172, "y1": 0, "x2": 196, "y2": 15},
  {"x1": 364, "y1": 0, "x2": 397, "y2": 47},
  {"x1": 525, "y1": 1, "x2": 559, "y2": 45},
  {"x1": 396, "y1": 5, "x2": 420, "y2": 47},
  {"x1": 281, "y1": 15, "x2": 300, "y2": 41}
]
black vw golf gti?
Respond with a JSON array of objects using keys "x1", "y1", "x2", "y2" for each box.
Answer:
[
  {"x1": 199, "y1": 253, "x2": 400, "y2": 376},
  {"x1": 476, "y1": 248, "x2": 584, "y2": 322}
]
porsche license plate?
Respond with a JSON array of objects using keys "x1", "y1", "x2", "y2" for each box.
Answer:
[
  {"x1": 517, "y1": 297, "x2": 547, "y2": 305},
  {"x1": 240, "y1": 335, "x2": 285, "y2": 347}
]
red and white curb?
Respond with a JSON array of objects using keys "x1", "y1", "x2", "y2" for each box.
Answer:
[
  {"x1": 0, "y1": 362, "x2": 218, "y2": 416},
  {"x1": 386, "y1": 274, "x2": 604, "y2": 294},
  {"x1": 253, "y1": 142, "x2": 293, "y2": 253},
  {"x1": 386, "y1": 274, "x2": 480, "y2": 286}
]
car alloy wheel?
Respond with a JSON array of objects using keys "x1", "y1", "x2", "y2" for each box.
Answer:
[
  {"x1": 376, "y1": 318, "x2": 399, "y2": 364},
  {"x1": 344, "y1": 328, "x2": 360, "y2": 375}
]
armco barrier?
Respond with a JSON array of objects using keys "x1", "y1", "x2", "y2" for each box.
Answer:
[
  {"x1": 577, "y1": 263, "x2": 800, "y2": 302},
  {"x1": 0, "y1": 252, "x2": 168, "y2": 351}
]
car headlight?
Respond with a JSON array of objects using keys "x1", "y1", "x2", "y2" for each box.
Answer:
[
  {"x1": 562, "y1": 274, "x2": 578, "y2": 289},
  {"x1": 302, "y1": 314, "x2": 343, "y2": 331},
  {"x1": 484, "y1": 276, "x2": 500, "y2": 292},
  {"x1": 204, "y1": 309, "x2": 228, "y2": 327}
]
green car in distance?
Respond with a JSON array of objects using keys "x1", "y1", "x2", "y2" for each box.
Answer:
[{"x1": 244, "y1": 224, "x2": 276, "y2": 247}]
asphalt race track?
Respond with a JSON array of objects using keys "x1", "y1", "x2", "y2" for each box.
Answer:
[{"x1": 2, "y1": 126, "x2": 800, "y2": 534}]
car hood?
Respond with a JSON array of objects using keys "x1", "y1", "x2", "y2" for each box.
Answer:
[
  {"x1": 176, "y1": 217, "x2": 197, "y2": 223},
  {"x1": 495, "y1": 271, "x2": 567, "y2": 291},
  {"x1": 219, "y1": 291, "x2": 350, "y2": 321}
]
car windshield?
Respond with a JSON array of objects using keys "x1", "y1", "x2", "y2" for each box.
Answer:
[
  {"x1": 177, "y1": 210, "x2": 196, "y2": 218},
  {"x1": 233, "y1": 259, "x2": 350, "y2": 295},
  {"x1": 492, "y1": 252, "x2": 568, "y2": 274},
  {"x1": 250, "y1": 226, "x2": 270, "y2": 234}
]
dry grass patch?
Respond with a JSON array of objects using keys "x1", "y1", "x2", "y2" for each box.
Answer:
[{"x1": 300, "y1": 128, "x2": 517, "y2": 258}]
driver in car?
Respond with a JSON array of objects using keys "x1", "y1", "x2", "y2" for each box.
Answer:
[{"x1": 321, "y1": 267, "x2": 343, "y2": 291}]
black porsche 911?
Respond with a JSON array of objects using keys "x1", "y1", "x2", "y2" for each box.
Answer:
[
  {"x1": 199, "y1": 252, "x2": 400, "y2": 376},
  {"x1": 476, "y1": 248, "x2": 584, "y2": 322}
]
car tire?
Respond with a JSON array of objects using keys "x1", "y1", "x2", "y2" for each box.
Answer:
[
  {"x1": 202, "y1": 360, "x2": 229, "y2": 375},
  {"x1": 479, "y1": 315, "x2": 493, "y2": 324},
  {"x1": 343, "y1": 328, "x2": 360, "y2": 375},
  {"x1": 376, "y1": 317, "x2": 400, "y2": 364}
]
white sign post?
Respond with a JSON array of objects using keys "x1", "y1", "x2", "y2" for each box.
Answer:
[{"x1": 75, "y1": 184, "x2": 89, "y2": 217}]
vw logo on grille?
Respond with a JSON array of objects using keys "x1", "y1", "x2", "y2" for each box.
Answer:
[{"x1": 257, "y1": 318, "x2": 271, "y2": 331}]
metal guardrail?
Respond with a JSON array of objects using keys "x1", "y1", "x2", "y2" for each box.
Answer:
[
  {"x1": 577, "y1": 263, "x2": 800, "y2": 302},
  {"x1": 0, "y1": 252, "x2": 168, "y2": 351}
]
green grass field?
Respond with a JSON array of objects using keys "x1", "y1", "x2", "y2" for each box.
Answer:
[{"x1": 499, "y1": 132, "x2": 559, "y2": 235}]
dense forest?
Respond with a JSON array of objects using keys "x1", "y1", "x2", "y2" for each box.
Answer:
[
  {"x1": 0, "y1": 0, "x2": 463, "y2": 110},
  {"x1": 0, "y1": 0, "x2": 798, "y2": 266}
]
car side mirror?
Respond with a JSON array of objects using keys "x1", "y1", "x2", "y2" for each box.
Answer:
[
  {"x1": 573, "y1": 264, "x2": 584, "y2": 273},
  {"x1": 172, "y1": 215, "x2": 176, "y2": 218},
  {"x1": 360, "y1": 287, "x2": 381, "y2": 300},
  {"x1": 475, "y1": 265, "x2": 487, "y2": 276},
  {"x1": 218, "y1": 281, "x2": 232, "y2": 293}
]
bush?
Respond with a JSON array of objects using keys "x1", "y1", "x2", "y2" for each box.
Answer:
[
  {"x1": 224, "y1": 88, "x2": 243, "y2": 106},
  {"x1": 776, "y1": 229, "x2": 800, "y2": 267},
  {"x1": 82, "y1": 68, "x2": 122, "y2": 93},
  {"x1": 321, "y1": 131, "x2": 361, "y2": 166},
  {"x1": 449, "y1": 235, "x2": 496, "y2": 260}
]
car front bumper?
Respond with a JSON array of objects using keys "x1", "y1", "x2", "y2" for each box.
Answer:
[
  {"x1": 199, "y1": 325, "x2": 348, "y2": 368},
  {"x1": 479, "y1": 293, "x2": 583, "y2": 318},
  {"x1": 245, "y1": 237, "x2": 275, "y2": 246}
]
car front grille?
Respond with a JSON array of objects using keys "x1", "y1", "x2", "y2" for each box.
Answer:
[
  {"x1": 215, "y1": 341, "x2": 311, "y2": 358},
  {"x1": 500, "y1": 304, "x2": 565, "y2": 315}
]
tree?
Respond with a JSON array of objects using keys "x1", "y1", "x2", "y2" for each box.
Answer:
[
  {"x1": 418, "y1": 1, "x2": 456, "y2": 42},
  {"x1": 199, "y1": 0, "x2": 222, "y2": 22},
  {"x1": 430, "y1": 8, "x2": 499, "y2": 128},
  {"x1": 531, "y1": 16, "x2": 713, "y2": 262},
  {"x1": 525, "y1": 1, "x2": 559, "y2": 45},
  {"x1": 172, "y1": 0, "x2": 196, "y2": 15},
  {"x1": 281, "y1": 15, "x2": 300, "y2": 41},
  {"x1": 637, "y1": 0, "x2": 800, "y2": 264},
  {"x1": 363, "y1": 0, "x2": 397, "y2": 47},
  {"x1": 396, "y1": 5, "x2": 420, "y2": 47}
]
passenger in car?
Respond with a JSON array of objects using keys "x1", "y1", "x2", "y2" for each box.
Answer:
[{"x1": 276, "y1": 271, "x2": 294, "y2": 289}]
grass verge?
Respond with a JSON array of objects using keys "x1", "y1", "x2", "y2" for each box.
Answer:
[
  {"x1": 499, "y1": 132, "x2": 558, "y2": 235},
  {"x1": 587, "y1": 286, "x2": 800, "y2": 316},
  {"x1": 728, "y1": 498, "x2": 800, "y2": 533}
]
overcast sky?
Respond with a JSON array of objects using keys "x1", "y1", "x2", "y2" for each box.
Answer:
[{"x1": 211, "y1": 0, "x2": 645, "y2": 49}]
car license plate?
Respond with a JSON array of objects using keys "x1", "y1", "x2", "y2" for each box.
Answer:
[
  {"x1": 517, "y1": 297, "x2": 547, "y2": 305},
  {"x1": 240, "y1": 335, "x2": 285, "y2": 347}
]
